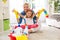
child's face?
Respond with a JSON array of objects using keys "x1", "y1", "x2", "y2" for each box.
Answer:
[
  {"x1": 24, "y1": 5, "x2": 29, "y2": 12},
  {"x1": 26, "y1": 11, "x2": 32, "y2": 18}
]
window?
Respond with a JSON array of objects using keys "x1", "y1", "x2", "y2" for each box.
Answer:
[
  {"x1": 54, "y1": 0, "x2": 60, "y2": 13},
  {"x1": 49, "y1": 0, "x2": 60, "y2": 13}
]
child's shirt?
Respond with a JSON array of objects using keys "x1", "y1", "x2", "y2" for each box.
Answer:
[
  {"x1": 20, "y1": 18, "x2": 33, "y2": 25},
  {"x1": 25, "y1": 18, "x2": 33, "y2": 25}
]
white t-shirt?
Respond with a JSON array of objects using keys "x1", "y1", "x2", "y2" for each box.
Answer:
[{"x1": 20, "y1": 18, "x2": 33, "y2": 25}]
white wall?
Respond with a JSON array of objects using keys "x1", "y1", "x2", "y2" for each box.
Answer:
[
  {"x1": 34, "y1": 0, "x2": 49, "y2": 12},
  {"x1": 0, "y1": 0, "x2": 3, "y2": 32}
]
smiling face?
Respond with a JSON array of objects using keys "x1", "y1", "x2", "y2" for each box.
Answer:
[
  {"x1": 26, "y1": 10, "x2": 33, "y2": 18},
  {"x1": 23, "y1": 3, "x2": 29, "y2": 12}
]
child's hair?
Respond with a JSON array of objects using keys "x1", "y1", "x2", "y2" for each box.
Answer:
[{"x1": 26, "y1": 10, "x2": 33, "y2": 18}]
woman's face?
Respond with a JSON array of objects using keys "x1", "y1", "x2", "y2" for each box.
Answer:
[
  {"x1": 24, "y1": 5, "x2": 29, "y2": 12},
  {"x1": 26, "y1": 11, "x2": 32, "y2": 18}
]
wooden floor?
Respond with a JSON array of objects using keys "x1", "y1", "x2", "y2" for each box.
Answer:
[
  {"x1": 0, "y1": 23, "x2": 60, "y2": 40},
  {"x1": 29, "y1": 24, "x2": 60, "y2": 40}
]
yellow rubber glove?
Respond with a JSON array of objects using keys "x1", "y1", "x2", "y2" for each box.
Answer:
[
  {"x1": 36, "y1": 8, "x2": 44, "y2": 18},
  {"x1": 13, "y1": 9, "x2": 19, "y2": 19}
]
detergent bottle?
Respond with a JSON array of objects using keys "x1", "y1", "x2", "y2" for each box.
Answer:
[
  {"x1": 12, "y1": 26, "x2": 23, "y2": 36},
  {"x1": 23, "y1": 25, "x2": 28, "y2": 35}
]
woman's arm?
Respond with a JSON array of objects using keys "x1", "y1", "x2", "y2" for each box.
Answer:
[
  {"x1": 18, "y1": 13, "x2": 24, "y2": 18},
  {"x1": 32, "y1": 13, "x2": 37, "y2": 18},
  {"x1": 32, "y1": 13, "x2": 38, "y2": 23},
  {"x1": 12, "y1": 9, "x2": 24, "y2": 18}
]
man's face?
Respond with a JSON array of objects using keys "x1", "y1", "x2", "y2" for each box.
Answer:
[{"x1": 24, "y1": 5, "x2": 29, "y2": 12}]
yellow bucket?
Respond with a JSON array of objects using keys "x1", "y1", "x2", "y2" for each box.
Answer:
[{"x1": 16, "y1": 35, "x2": 28, "y2": 40}]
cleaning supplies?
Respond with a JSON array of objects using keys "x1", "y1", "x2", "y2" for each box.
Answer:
[
  {"x1": 12, "y1": 27, "x2": 23, "y2": 36},
  {"x1": 23, "y1": 26, "x2": 28, "y2": 35}
]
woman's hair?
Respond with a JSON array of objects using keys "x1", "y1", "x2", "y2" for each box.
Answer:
[
  {"x1": 26, "y1": 10, "x2": 33, "y2": 18},
  {"x1": 24, "y1": 3, "x2": 29, "y2": 6}
]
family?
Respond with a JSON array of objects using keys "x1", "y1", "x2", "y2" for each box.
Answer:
[{"x1": 13, "y1": 3, "x2": 39, "y2": 33}]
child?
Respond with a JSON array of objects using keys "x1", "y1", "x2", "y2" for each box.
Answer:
[{"x1": 19, "y1": 10, "x2": 38, "y2": 32}]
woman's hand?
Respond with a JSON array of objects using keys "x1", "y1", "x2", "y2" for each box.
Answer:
[{"x1": 19, "y1": 13, "x2": 24, "y2": 18}]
